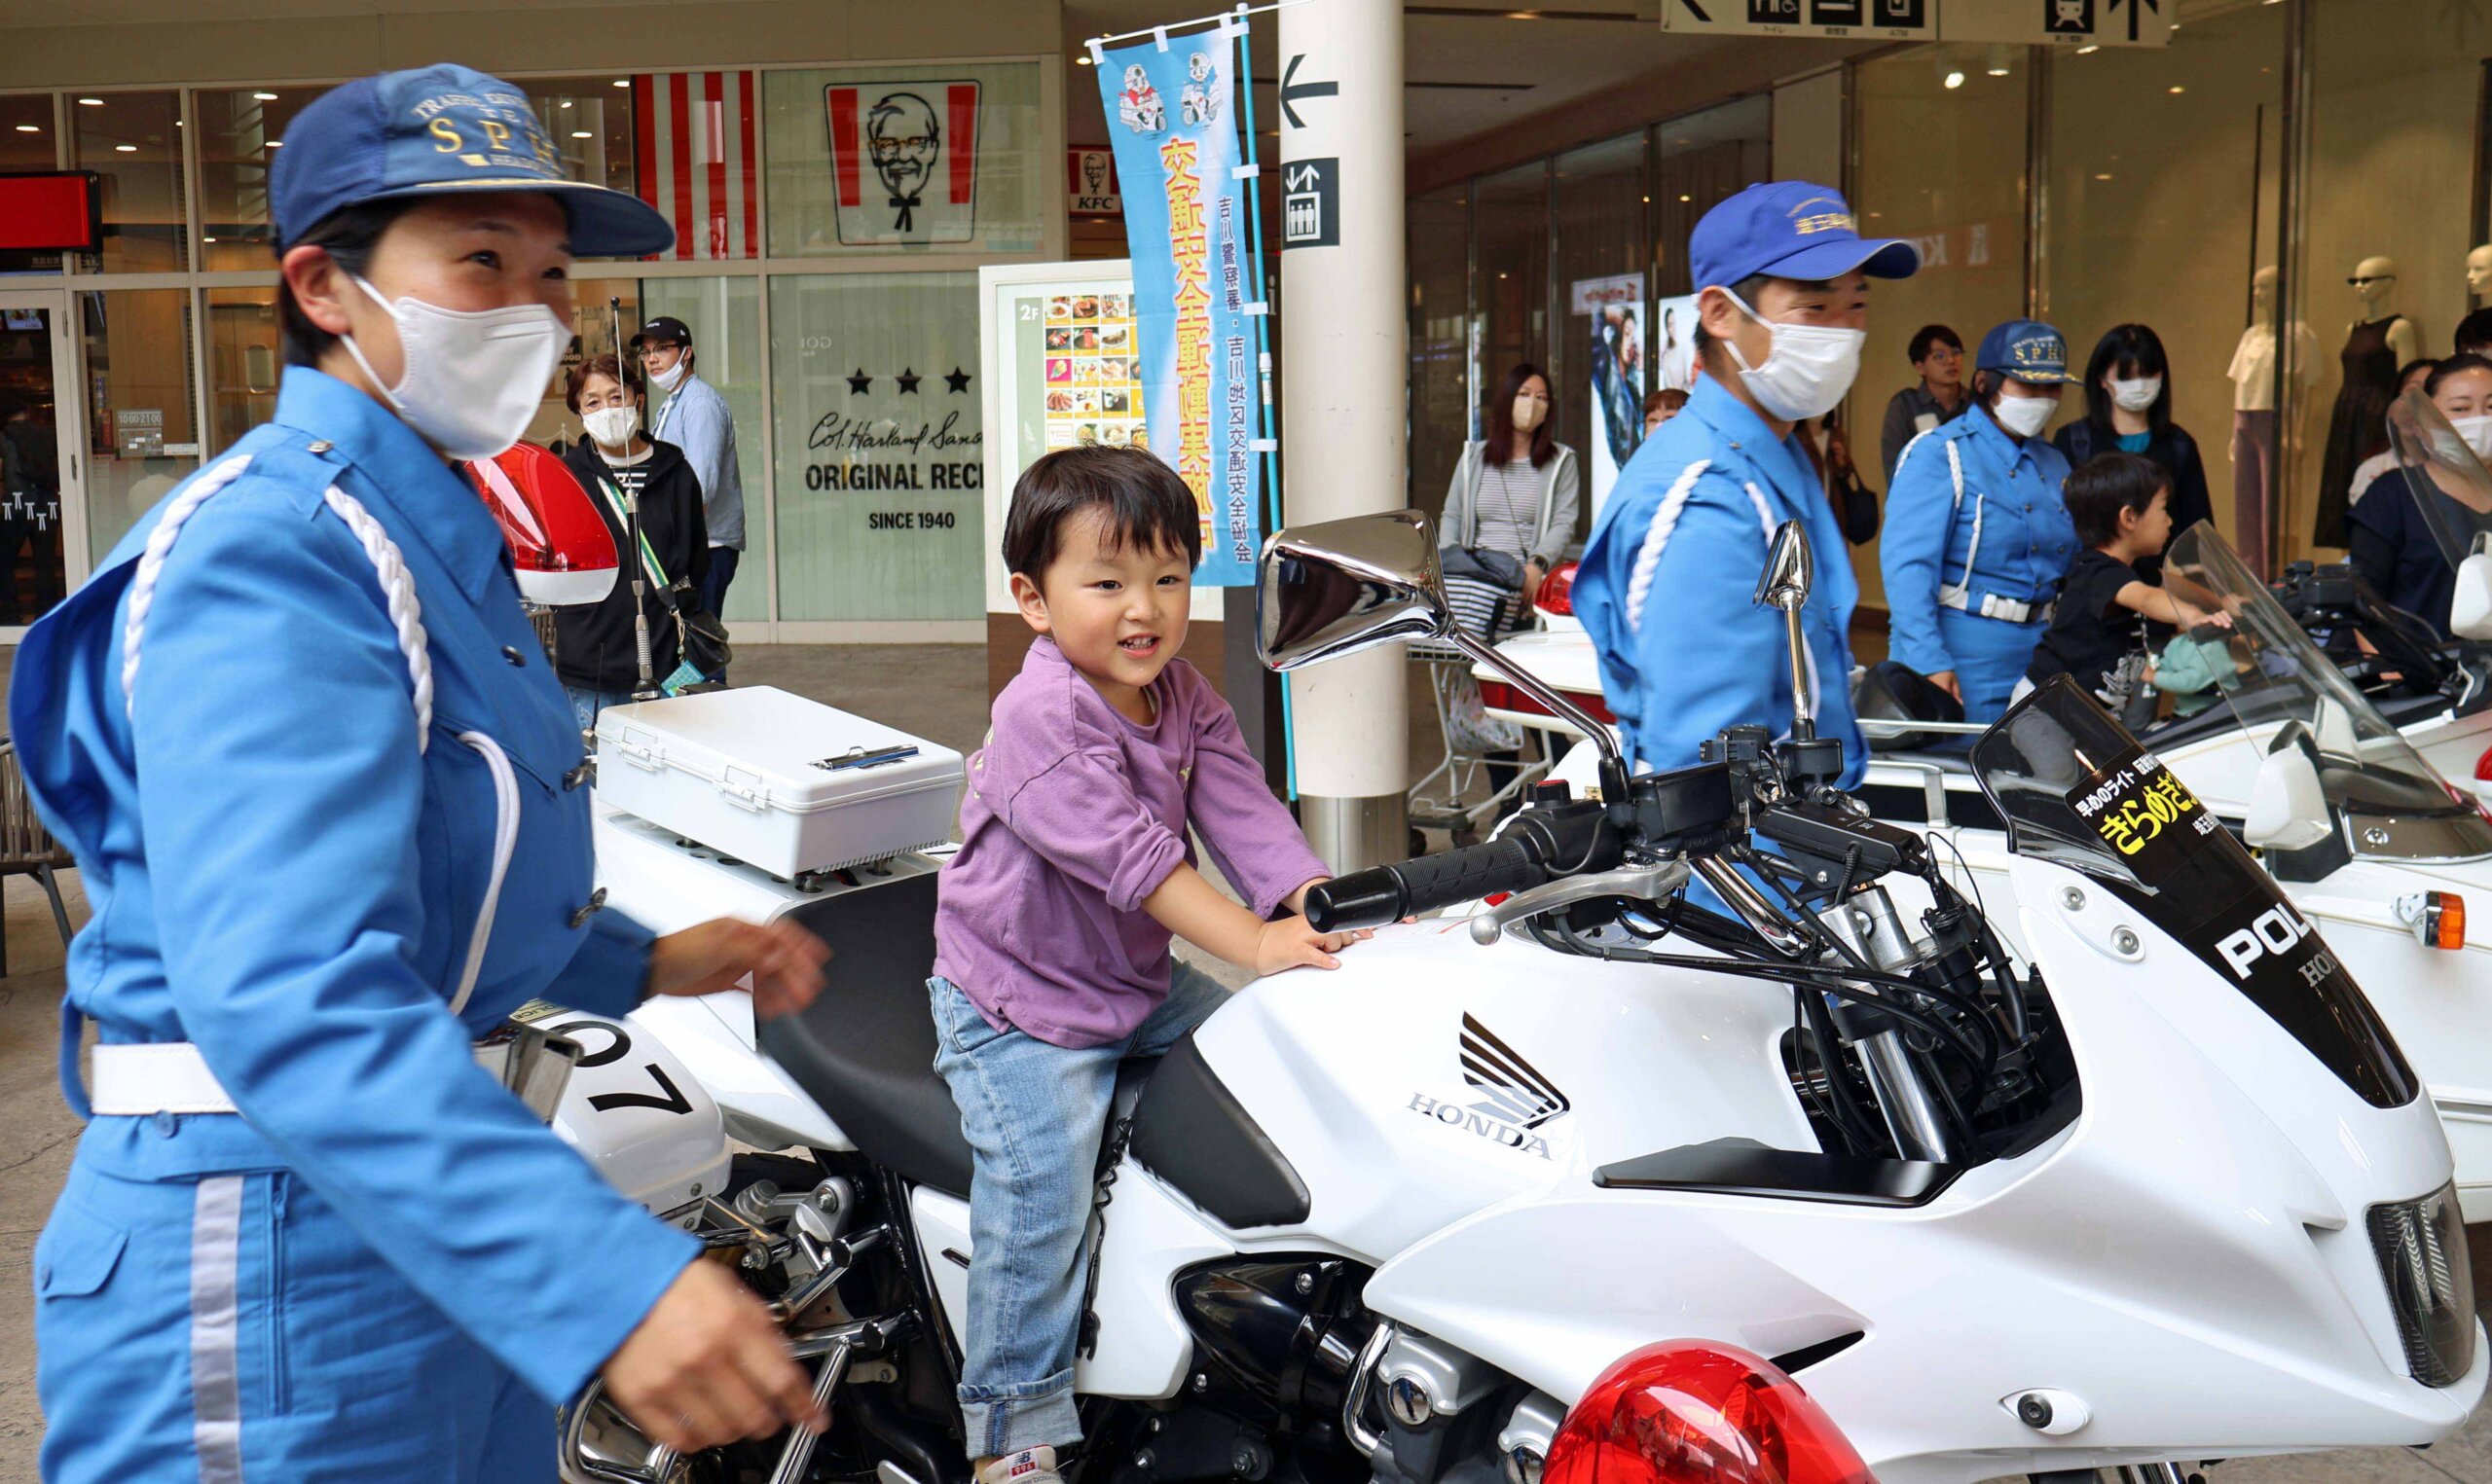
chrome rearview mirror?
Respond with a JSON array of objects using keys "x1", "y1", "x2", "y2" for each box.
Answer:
[
  {"x1": 1257, "y1": 510, "x2": 1448, "y2": 670},
  {"x1": 1752, "y1": 521, "x2": 1817, "y2": 741},
  {"x1": 1258, "y1": 509, "x2": 1629, "y2": 786}
]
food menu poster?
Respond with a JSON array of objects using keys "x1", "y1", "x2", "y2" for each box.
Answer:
[{"x1": 1042, "y1": 291, "x2": 1150, "y2": 457}]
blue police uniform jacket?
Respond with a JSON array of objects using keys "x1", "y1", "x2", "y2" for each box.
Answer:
[
  {"x1": 1880, "y1": 400, "x2": 2077, "y2": 679},
  {"x1": 10, "y1": 368, "x2": 698, "y2": 1408},
  {"x1": 1576, "y1": 375, "x2": 1867, "y2": 785}
]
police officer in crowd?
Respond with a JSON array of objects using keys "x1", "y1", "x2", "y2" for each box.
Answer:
[
  {"x1": 1577, "y1": 181, "x2": 1921, "y2": 784},
  {"x1": 1881, "y1": 320, "x2": 2079, "y2": 724},
  {"x1": 14, "y1": 65, "x2": 831, "y2": 1480}
]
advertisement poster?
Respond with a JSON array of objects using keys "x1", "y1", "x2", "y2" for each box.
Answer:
[
  {"x1": 1043, "y1": 291, "x2": 1149, "y2": 452},
  {"x1": 1573, "y1": 273, "x2": 1645, "y2": 512},
  {"x1": 1097, "y1": 22, "x2": 1262, "y2": 587},
  {"x1": 1652, "y1": 294, "x2": 1702, "y2": 397},
  {"x1": 824, "y1": 81, "x2": 981, "y2": 246}
]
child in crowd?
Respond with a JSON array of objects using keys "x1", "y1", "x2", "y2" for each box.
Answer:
[
  {"x1": 930, "y1": 446, "x2": 1369, "y2": 1484},
  {"x1": 1642, "y1": 386, "x2": 1688, "y2": 436},
  {"x1": 2027, "y1": 451, "x2": 2229, "y2": 702}
]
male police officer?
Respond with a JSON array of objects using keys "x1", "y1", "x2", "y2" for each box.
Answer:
[
  {"x1": 1881, "y1": 318, "x2": 2079, "y2": 724},
  {"x1": 1577, "y1": 181, "x2": 1920, "y2": 785}
]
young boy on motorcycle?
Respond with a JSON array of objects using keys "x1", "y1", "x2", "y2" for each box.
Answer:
[
  {"x1": 929, "y1": 445, "x2": 1371, "y2": 1484},
  {"x1": 2025, "y1": 450, "x2": 2232, "y2": 703}
]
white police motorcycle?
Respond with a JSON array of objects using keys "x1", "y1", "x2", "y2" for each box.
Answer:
[{"x1": 546, "y1": 513, "x2": 2483, "y2": 1484}]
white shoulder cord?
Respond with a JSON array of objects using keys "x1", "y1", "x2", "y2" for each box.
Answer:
[
  {"x1": 1624, "y1": 458, "x2": 1710, "y2": 633},
  {"x1": 121, "y1": 455, "x2": 518, "y2": 1017},
  {"x1": 1936, "y1": 440, "x2": 1984, "y2": 609}
]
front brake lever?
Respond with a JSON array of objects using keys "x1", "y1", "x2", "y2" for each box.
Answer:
[{"x1": 1468, "y1": 860, "x2": 1691, "y2": 945}]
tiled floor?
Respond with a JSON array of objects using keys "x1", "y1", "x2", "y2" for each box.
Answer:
[{"x1": 0, "y1": 644, "x2": 2481, "y2": 1482}]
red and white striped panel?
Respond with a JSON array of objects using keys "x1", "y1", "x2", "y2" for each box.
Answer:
[{"x1": 630, "y1": 71, "x2": 759, "y2": 260}]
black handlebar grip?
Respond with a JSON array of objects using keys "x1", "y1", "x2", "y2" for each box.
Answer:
[{"x1": 1303, "y1": 837, "x2": 1550, "y2": 932}]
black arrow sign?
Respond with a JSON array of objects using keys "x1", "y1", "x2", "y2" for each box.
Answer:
[
  {"x1": 2109, "y1": 0, "x2": 2159, "y2": 42},
  {"x1": 1280, "y1": 54, "x2": 1338, "y2": 129}
]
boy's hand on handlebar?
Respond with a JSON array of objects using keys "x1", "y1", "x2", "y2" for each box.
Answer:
[{"x1": 1257, "y1": 915, "x2": 1374, "y2": 975}]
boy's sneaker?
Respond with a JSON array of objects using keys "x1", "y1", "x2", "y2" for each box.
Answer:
[{"x1": 977, "y1": 1448, "x2": 1062, "y2": 1484}]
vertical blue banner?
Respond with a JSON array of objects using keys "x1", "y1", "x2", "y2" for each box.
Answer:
[{"x1": 1098, "y1": 23, "x2": 1262, "y2": 587}]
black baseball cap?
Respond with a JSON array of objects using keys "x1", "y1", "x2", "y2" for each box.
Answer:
[{"x1": 632, "y1": 316, "x2": 693, "y2": 349}]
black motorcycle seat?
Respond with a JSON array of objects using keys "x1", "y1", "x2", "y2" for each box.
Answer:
[{"x1": 758, "y1": 870, "x2": 976, "y2": 1199}]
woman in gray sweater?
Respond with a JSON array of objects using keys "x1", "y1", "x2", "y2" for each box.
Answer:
[{"x1": 1440, "y1": 362, "x2": 1582, "y2": 630}]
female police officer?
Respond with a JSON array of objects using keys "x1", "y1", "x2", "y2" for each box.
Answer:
[
  {"x1": 14, "y1": 65, "x2": 830, "y2": 1481},
  {"x1": 1881, "y1": 319, "x2": 2080, "y2": 724}
]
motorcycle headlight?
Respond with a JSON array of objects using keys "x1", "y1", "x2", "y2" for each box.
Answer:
[{"x1": 2367, "y1": 1180, "x2": 2477, "y2": 1388}]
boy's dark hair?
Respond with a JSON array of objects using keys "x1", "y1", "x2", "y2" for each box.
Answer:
[
  {"x1": 1482, "y1": 362, "x2": 1557, "y2": 469},
  {"x1": 2456, "y1": 310, "x2": 2492, "y2": 357},
  {"x1": 1908, "y1": 323, "x2": 1962, "y2": 365},
  {"x1": 276, "y1": 199, "x2": 418, "y2": 368},
  {"x1": 2065, "y1": 451, "x2": 2170, "y2": 549},
  {"x1": 1005, "y1": 445, "x2": 1202, "y2": 581},
  {"x1": 2079, "y1": 322, "x2": 2173, "y2": 433},
  {"x1": 2426, "y1": 352, "x2": 2492, "y2": 397}
]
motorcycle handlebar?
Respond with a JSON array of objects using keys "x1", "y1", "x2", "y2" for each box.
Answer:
[{"x1": 1304, "y1": 837, "x2": 1551, "y2": 932}]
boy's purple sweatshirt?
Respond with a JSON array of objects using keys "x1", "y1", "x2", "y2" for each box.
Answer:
[{"x1": 933, "y1": 635, "x2": 1328, "y2": 1049}]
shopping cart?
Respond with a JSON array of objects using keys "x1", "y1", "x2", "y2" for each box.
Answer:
[{"x1": 1406, "y1": 573, "x2": 1548, "y2": 851}]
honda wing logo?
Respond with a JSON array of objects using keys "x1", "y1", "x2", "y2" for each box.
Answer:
[{"x1": 1408, "y1": 1015, "x2": 1571, "y2": 1159}]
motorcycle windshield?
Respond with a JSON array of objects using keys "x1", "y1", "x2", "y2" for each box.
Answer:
[
  {"x1": 1972, "y1": 676, "x2": 2418, "y2": 1110},
  {"x1": 2160, "y1": 522, "x2": 2492, "y2": 862},
  {"x1": 2388, "y1": 385, "x2": 2492, "y2": 574}
]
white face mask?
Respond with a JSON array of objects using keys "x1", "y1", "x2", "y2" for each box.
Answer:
[
  {"x1": 1720, "y1": 290, "x2": 1864, "y2": 423},
  {"x1": 584, "y1": 405, "x2": 640, "y2": 450},
  {"x1": 1994, "y1": 389, "x2": 2056, "y2": 439},
  {"x1": 2109, "y1": 376, "x2": 2162, "y2": 413},
  {"x1": 1511, "y1": 393, "x2": 1548, "y2": 433},
  {"x1": 340, "y1": 276, "x2": 568, "y2": 461},
  {"x1": 649, "y1": 355, "x2": 689, "y2": 392},
  {"x1": 2453, "y1": 414, "x2": 2492, "y2": 460}
]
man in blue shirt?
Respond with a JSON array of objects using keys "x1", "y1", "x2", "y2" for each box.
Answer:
[
  {"x1": 636, "y1": 315, "x2": 746, "y2": 644},
  {"x1": 1577, "y1": 181, "x2": 1921, "y2": 786},
  {"x1": 1881, "y1": 319, "x2": 2079, "y2": 723}
]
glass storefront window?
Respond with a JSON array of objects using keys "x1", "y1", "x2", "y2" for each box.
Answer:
[
  {"x1": 1550, "y1": 132, "x2": 1646, "y2": 530},
  {"x1": 0, "y1": 299, "x2": 74, "y2": 626},
  {"x1": 82, "y1": 289, "x2": 200, "y2": 562},
  {"x1": 1476, "y1": 162, "x2": 1550, "y2": 416},
  {"x1": 1650, "y1": 95, "x2": 1771, "y2": 302},
  {"x1": 769, "y1": 271, "x2": 982, "y2": 621},
  {"x1": 197, "y1": 88, "x2": 316, "y2": 271},
  {"x1": 532, "y1": 74, "x2": 640, "y2": 199},
  {"x1": 2298, "y1": 0, "x2": 2492, "y2": 561},
  {"x1": 0, "y1": 95, "x2": 65, "y2": 274},
  {"x1": 2042, "y1": 9, "x2": 2286, "y2": 569},
  {"x1": 72, "y1": 90, "x2": 186, "y2": 273},
  {"x1": 206, "y1": 285, "x2": 278, "y2": 459},
  {"x1": 763, "y1": 63, "x2": 1045, "y2": 259},
  {"x1": 1409, "y1": 183, "x2": 1471, "y2": 514}
]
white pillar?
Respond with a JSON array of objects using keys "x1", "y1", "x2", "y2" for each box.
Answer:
[{"x1": 1278, "y1": 0, "x2": 1411, "y2": 871}]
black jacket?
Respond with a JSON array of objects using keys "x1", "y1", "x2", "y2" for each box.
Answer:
[{"x1": 555, "y1": 438, "x2": 711, "y2": 693}]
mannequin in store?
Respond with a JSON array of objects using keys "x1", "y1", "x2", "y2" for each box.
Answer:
[
  {"x1": 2226, "y1": 265, "x2": 2318, "y2": 578},
  {"x1": 2314, "y1": 256, "x2": 2419, "y2": 548},
  {"x1": 2468, "y1": 244, "x2": 2492, "y2": 304}
]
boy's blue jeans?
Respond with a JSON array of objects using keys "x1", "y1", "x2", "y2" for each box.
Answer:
[{"x1": 928, "y1": 964, "x2": 1230, "y2": 1459}]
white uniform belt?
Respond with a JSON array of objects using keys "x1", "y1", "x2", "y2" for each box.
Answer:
[
  {"x1": 89, "y1": 1033, "x2": 577, "y2": 1121},
  {"x1": 90, "y1": 1041, "x2": 236, "y2": 1115},
  {"x1": 1939, "y1": 589, "x2": 2054, "y2": 625}
]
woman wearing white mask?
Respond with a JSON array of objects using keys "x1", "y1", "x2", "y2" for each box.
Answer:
[
  {"x1": 558, "y1": 353, "x2": 710, "y2": 730},
  {"x1": 2347, "y1": 352, "x2": 2492, "y2": 637},
  {"x1": 1882, "y1": 318, "x2": 2080, "y2": 725},
  {"x1": 13, "y1": 65, "x2": 830, "y2": 1482},
  {"x1": 2053, "y1": 323, "x2": 2214, "y2": 577}
]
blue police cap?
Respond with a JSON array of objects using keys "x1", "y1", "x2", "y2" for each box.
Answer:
[
  {"x1": 1976, "y1": 319, "x2": 2076, "y2": 383},
  {"x1": 1689, "y1": 181, "x2": 1921, "y2": 292},
  {"x1": 271, "y1": 64, "x2": 674, "y2": 256}
]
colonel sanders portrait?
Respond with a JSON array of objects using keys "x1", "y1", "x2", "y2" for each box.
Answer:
[{"x1": 866, "y1": 91, "x2": 941, "y2": 232}]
